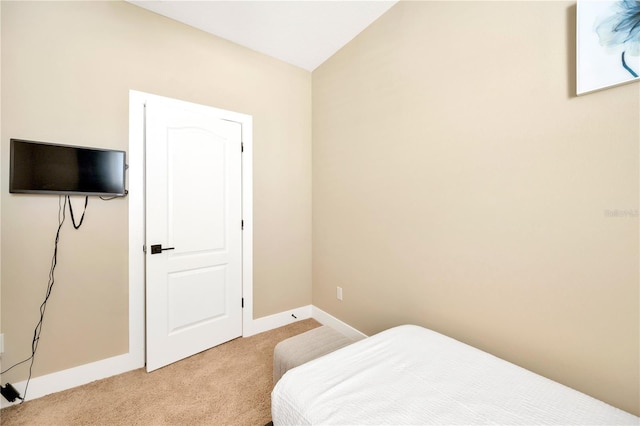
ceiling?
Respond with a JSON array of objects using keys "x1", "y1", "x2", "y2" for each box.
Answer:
[{"x1": 126, "y1": 1, "x2": 398, "y2": 71}]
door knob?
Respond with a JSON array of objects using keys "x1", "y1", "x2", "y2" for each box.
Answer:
[{"x1": 150, "y1": 244, "x2": 175, "y2": 254}]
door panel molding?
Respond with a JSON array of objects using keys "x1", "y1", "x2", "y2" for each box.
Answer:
[{"x1": 145, "y1": 99, "x2": 242, "y2": 371}]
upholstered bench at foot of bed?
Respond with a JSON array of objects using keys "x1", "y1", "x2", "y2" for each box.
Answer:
[{"x1": 273, "y1": 325, "x2": 356, "y2": 385}]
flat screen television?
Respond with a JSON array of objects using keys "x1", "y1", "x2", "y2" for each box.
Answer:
[{"x1": 10, "y1": 139, "x2": 127, "y2": 196}]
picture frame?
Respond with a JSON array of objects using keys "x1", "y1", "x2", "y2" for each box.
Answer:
[{"x1": 576, "y1": 0, "x2": 640, "y2": 95}]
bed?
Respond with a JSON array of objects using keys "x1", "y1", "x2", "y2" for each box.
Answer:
[{"x1": 271, "y1": 325, "x2": 639, "y2": 425}]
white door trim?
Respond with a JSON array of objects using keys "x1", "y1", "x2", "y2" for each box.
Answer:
[{"x1": 128, "y1": 91, "x2": 254, "y2": 370}]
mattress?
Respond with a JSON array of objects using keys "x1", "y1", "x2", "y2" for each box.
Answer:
[{"x1": 271, "y1": 325, "x2": 639, "y2": 425}]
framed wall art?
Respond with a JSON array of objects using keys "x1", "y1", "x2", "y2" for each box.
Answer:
[{"x1": 577, "y1": 0, "x2": 640, "y2": 95}]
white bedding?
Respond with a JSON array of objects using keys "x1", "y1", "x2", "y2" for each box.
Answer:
[{"x1": 271, "y1": 325, "x2": 639, "y2": 425}]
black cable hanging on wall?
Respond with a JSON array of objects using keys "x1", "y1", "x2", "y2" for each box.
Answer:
[
  {"x1": 1, "y1": 195, "x2": 89, "y2": 403},
  {"x1": 68, "y1": 196, "x2": 89, "y2": 229}
]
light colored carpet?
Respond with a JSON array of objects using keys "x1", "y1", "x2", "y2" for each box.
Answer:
[{"x1": 0, "y1": 319, "x2": 320, "y2": 425}]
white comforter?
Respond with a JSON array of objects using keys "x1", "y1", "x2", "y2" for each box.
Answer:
[{"x1": 272, "y1": 325, "x2": 639, "y2": 425}]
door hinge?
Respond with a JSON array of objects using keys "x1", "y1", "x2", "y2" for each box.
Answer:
[
  {"x1": 241, "y1": 142, "x2": 244, "y2": 153},
  {"x1": 143, "y1": 245, "x2": 147, "y2": 254},
  {"x1": 241, "y1": 220, "x2": 244, "y2": 230},
  {"x1": 241, "y1": 298, "x2": 244, "y2": 308}
]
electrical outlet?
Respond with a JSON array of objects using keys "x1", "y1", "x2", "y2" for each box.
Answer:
[{"x1": 337, "y1": 286, "x2": 343, "y2": 301}]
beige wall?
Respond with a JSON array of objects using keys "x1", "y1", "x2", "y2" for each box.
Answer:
[
  {"x1": 0, "y1": 1, "x2": 3, "y2": 347},
  {"x1": 313, "y1": 1, "x2": 639, "y2": 416},
  {"x1": 1, "y1": 0, "x2": 311, "y2": 383}
]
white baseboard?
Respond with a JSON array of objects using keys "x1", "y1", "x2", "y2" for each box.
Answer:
[
  {"x1": 0, "y1": 351, "x2": 143, "y2": 409},
  {"x1": 311, "y1": 306, "x2": 367, "y2": 341},
  {"x1": 0, "y1": 304, "x2": 363, "y2": 408},
  {"x1": 243, "y1": 305, "x2": 312, "y2": 337}
]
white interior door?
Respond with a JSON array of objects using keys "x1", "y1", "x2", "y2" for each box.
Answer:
[{"x1": 145, "y1": 98, "x2": 243, "y2": 372}]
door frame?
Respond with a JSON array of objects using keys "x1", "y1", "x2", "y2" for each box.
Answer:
[{"x1": 128, "y1": 90, "x2": 253, "y2": 366}]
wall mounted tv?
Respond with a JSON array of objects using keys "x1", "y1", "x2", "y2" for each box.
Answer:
[{"x1": 10, "y1": 139, "x2": 127, "y2": 196}]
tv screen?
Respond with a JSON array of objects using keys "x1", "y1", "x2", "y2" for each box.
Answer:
[{"x1": 10, "y1": 139, "x2": 126, "y2": 196}]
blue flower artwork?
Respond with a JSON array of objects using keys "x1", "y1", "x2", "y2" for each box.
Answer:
[{"x1": 577, "y1": 0, "x2": 640, "y2": 95}]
